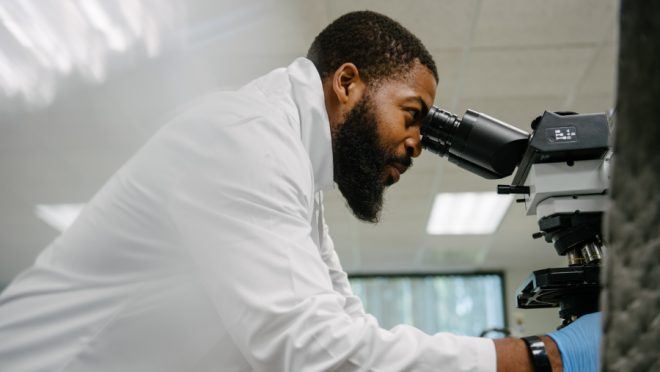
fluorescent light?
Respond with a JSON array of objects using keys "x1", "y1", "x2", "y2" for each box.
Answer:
[
  {"x1": 34, "y1": 203, "x2": 85, "y2": 232},
  {"x1": 426, "y1": 192, "x2": 513, "y2": 235}
]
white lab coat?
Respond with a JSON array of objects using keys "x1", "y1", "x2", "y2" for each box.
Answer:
[{"x1": 0, "y1": 58, "x2": 496, "y2": 372}]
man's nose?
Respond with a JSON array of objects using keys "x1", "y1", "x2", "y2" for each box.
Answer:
[{"x1": 405, "y1": 130, "x2": 422, "y2": 158}]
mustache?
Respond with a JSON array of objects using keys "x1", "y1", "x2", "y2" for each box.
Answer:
[{"x1": 386, "y1": 154, "x2": 413, "y2": 168}]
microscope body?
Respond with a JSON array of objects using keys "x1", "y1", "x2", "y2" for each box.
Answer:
[
  {"x1": 421, "y1": 108, "x2": 612, "y2": 327},
  {"x1": 506, "y1": 111, "x2": 610, "y2": 326}
]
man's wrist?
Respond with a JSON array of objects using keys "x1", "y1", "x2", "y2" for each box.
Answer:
[
  {"x1": 540, "y1": 335, "x2": 563, "y2": 372},
  {"x1": 493, "y1": 336, "x2": 563, "y2": 372}
]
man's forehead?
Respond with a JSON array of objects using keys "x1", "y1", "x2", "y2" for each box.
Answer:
[
  {"x1": 382, "y1": 68, "x2": 437, "y2": 109},
  {"x1": 408, "y1": 64, "x2": 437, "y2": 104}
]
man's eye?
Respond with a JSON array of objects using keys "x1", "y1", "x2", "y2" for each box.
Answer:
[{"x1": 406, "y1": 109, "x2": 420, "y2": 120}]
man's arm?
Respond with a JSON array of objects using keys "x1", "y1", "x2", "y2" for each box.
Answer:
[{"x1": 495, "y1": 312, "x2": 602, "y2": 372}]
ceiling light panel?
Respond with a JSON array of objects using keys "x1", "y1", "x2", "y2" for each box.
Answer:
[{"x1": 426, "y1": 192, "x2": 512, "y2": 235}]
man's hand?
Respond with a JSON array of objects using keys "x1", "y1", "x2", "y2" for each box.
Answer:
[{"x1": 548, "y1": 312, "x2": 602, "y2": 372}]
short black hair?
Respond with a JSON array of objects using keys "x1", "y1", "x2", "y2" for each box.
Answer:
[{"x1": 307, "y1": 10, "x2": 438, "y2": 84}]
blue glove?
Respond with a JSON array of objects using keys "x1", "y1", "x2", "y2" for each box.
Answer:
[{"x1": 547, "y1": 312, "x2": 602, "y2": 372}]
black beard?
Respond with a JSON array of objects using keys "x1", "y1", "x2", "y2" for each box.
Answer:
[{"x1": 331, "y1": 96, "x2": 411, "y2": 223}]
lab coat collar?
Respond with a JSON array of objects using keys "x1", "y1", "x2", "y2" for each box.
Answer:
[{"x1": 287, "y1": 58, "x2": 334, "y2": 192}]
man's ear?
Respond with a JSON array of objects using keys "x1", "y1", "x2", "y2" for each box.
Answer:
[{"x1": 332, "y1": 63, "x2": 366, "y2": 107}]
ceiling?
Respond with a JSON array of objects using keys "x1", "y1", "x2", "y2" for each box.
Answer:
[{"x1": 0, "y1": 0, "x2": 619, "y2": 283}]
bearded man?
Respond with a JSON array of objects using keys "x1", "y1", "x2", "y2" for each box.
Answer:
[{"x1": 0, "y1": 10, "x2": 600, "y2": 372}]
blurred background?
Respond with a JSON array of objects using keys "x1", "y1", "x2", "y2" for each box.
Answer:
[{"x1": 0, "y1": 0, "x2": 618, "y2": 337}]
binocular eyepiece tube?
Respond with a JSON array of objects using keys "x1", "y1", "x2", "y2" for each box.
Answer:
[{"x1": 420, "y1": 107, "x2": 530, "y2": 179}]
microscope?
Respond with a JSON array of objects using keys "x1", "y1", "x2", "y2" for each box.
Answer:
[{"x1": 421, "y1": 108, "x2": 611, "y2": 327}]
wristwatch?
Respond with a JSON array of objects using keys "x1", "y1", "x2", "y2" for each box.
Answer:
[{"x1": 521, "y1": 335, "x2": 552, "y2": 372}]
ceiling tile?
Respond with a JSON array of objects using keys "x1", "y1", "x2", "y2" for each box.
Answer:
[
  {"x1": 430, "y1": 50, "x2": 463, "y2": 108},
  {"x1": 473, "y1": 0, "x2": 618, "y2": 48},
  {"x1": 326, "y1": 0, "x2": 478, "y2": 50},
  {"x1": 570, "y1": 94, "x2": 615, "y2": 114},
  {"x1": 186, "y1": 0, "x2": 327, "y2": 55},
  {"x1": 462, "y1": 47, "x2": 594, "y2": 98},
  {"x1": 456, "y1": 95, "x2": 566, "y2": 131},
  {"x1": 577, "y1": 45, "x2": 618, "y2": 96}
]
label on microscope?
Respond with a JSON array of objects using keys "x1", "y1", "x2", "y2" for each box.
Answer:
[{"x1": 546, "y1": 126, "x2": 578, "y2": 143}]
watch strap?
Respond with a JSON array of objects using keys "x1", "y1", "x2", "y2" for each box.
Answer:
[{"x1": 521, "y1": 335, "x2": 552, "y2": 372}]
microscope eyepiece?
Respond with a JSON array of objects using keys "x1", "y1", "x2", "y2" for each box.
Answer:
[
  {"x1": 421, "y1": 106, "x2": 529, "y2": 179},
  {"x1": 420, "y1": 109, "x2": 460, "y2": 150}
]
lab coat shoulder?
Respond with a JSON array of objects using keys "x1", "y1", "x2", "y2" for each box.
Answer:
[
  {"x1": 157, "y1": 87, "x2": 315, "y2": 217},
  {"x1": 157, "y1": 85, "x2": 334, "y2": 306}
]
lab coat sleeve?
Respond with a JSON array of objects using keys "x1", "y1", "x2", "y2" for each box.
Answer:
[{"x1": 165, "y1": 116, "x2": 496, "y2": 372}]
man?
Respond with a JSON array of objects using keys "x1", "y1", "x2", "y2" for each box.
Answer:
[{"x1": 0, "y1": 11, "x2": 599, "y2": 371}]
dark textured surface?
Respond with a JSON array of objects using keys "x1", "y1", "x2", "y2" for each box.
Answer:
[{"x1": 602, "y1": 0, "x2": 660, "y2": 371}]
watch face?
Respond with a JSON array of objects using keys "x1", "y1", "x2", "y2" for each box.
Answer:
[{"x1": 522, "y1": 336, "x2": 552, "y2": 372}]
